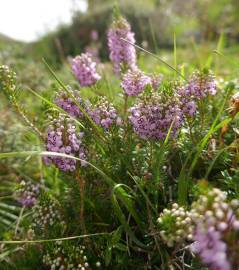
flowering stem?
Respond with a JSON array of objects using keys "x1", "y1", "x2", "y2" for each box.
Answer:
[{"x1": 13, "y1": 98, "x2": 43, "y2": 139}]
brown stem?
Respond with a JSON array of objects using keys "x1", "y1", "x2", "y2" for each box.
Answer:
[
  {"x1": 123, "y1": 94, "x2": 128, "y2": 124},
  {"x1": 199, "y1": 100, "x2": 205, "y2": 132},
  {"x1": 187, "y1": 117, "x2": 196, "y2": 145},
  {"x1": 76, "y1": 172, "x2": 87, "y2": 236},
  {"x1": 146, "y1": 200, "x2": 164, "y2": 266},
  {"x1": 123, "y1": 94, "x2": 129, "y2": 142}
]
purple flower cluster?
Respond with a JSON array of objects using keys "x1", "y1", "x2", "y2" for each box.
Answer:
[
  {"x1": 191, "y1": 225, "x2": 230, "y2": 270},
  {"x1": 188, "y1": 71, "x2": 217, "y2": 98},
  {"x1": 87, "y1": 97, "x2": 122, "y2": 129},
  {"x1": 121, "y1": 69, "x2": 152, "y2": 96},
  {"x1": 15, "y1": 180, "x2": 42, "y2": 207},
  {"x1": 177, "y1": 71, "x2": 217, "y2": 117},
  {"x1": 107, "y1": 17, "x2": 137, "y2": 75},
  {"x1": 191, "y1": 188, "x2": 239, "y2": 234},
  {"x1": 71, "y1": 53, "x2": 101, "y2": 87},
  {"x1": 129, "y1": 92, "x2": 183, "y2": 140},
  {"x1": 177, "y1": 85, "x2": 197, "y2": 117},
  {"x1": 190, "y1": 188, "x2": 239, "y2": 269},
  {"x1": 54, "y1": 88, "x2": 84, "y2": 118},
  {"x1": 44, "y1": 115, "x2": 87, "y2": 171}
]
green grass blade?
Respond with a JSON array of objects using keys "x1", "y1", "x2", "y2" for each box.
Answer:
[
  {"x1": 204, "y1": 145, "x2": 230, "y2": 179},
  {"x1": 112, "y1": 184, "x2": 143, "y2": 230},
  {"x1": 174, "y1": 32, "x2": 177, "y2": 72},
  {"x1": 127, "y1": 172, "x2": 157, "y2": 215},
  {"x1": 120, "y1": 38, "x2": 187, "y2": 81},
  {"x1": 111, "y1": 194, "x2": 146, "y2": 248},
  {"x1": 0, "y1": 233, "x2": 109, "y2": 244}
]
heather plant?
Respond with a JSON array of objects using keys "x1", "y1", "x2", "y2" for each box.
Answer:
[
  {"x1": 42, "y1": 242, "x2": 91, "y2": 270},
  {"x1": 87, "y1": 96, "x2": 122, "y2": 129},
  {"x1": 129, "y1": 89, "x2": 184, "y2": 140},
  {"x1": 107, "y1": 15, "x2": 137, "y2": 75},
  {"x1": 0, "y1": 12, "x2": 239, "y2": 270},
  {"x1": 157, "y1": 203, "x2": 193, "y2": 247},
  {"x1": 121, "y1": 68, "x2": 152, "y2": 96},
  {"x1": 190, "y1": 186, "x2": 239, "y2": 269},
  {"x1": 71, "y1": 53, "x2": 101, "y2": 87},
  {"x1": 15, "y1": 180, "x2": 43, "y2": 207},
  {"x1": 31, "y1": 192, "x2": 66, "y2": 238},
  {"x1": 54, "y1": 88, "x2": 84, "y2": 118},
  {"x1": 44, "y1": 114, "x2": 87, "y2": 171}
]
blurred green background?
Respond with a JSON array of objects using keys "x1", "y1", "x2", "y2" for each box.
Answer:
[{"x1": 1, "y1": 0, "x2": 239, "y2": 69}]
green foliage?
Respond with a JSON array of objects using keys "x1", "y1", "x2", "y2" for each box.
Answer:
[{"x1": 0, "y1": 7, "x2": 239, "y2": 268}]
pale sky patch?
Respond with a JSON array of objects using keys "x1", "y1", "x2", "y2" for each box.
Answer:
[{"x1": 0, "y1": 0, "x2": 87, "y2": 42}]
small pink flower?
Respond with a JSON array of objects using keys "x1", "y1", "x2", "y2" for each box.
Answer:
[{"x1": 71, "y1": 53, "x2": 101, "y2": 87}]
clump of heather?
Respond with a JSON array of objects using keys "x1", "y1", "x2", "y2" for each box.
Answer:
[
  {"x1": 157, "y1": 203, "x2": 193, "y2": 247},
  {"x1": 177, "y1": 84, "x2": 197, "y2": 117},
  {"x1": 15, "y1": 180, "x2": 43, "y2": 207},
  {"x1": 32, "y1": 194, "x2": 65, "y2": 237},
  {"x1": 2, "y1": 10, "x2": 239, "y2": 269},
  {"x1": 129, "y1": 91, "x2": 183, "y2": 140},
  {"x1": 44, "y1": 114, "x2": 87, "y2": 171},
  {"x1": 121, "y1": 69, "x2": 151, "y2": 96},
  {"x1": 177, "y1": 71, "x2": 217, "y2": 117},
  {"x1": 87, "y1": 97, "x2": 122, "y2": 129},
  {"x1": 71, "y1": 53, "x2": 101, "y2": 87},
  {"x1": 190, "y1": 188, "x2": 239, "y2": 269},
  {"x1": 191, "y1": 226, "x2": 230, "y2": 270},
  {"x1": 187, "y1": 71, "x2": 217, "y2": 99},
  {"x1": 191, "y1": 188, "x2": 239, "y2": 235},
  {"x1": 107, "y1": 16, "x2": 137, "y2": 75},
  {"x1": 43, "y1": 242, "x2": 91, "y2": 270},
  {"x1": 54, "y1": 88, "x2": 84, "y2": 118}
]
